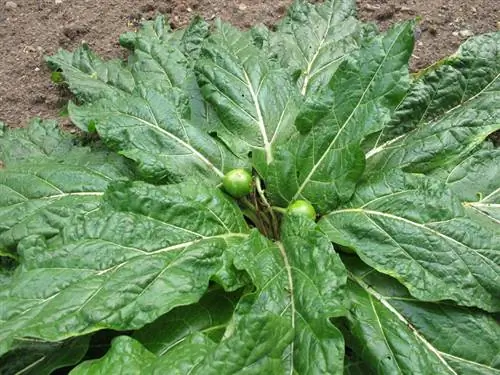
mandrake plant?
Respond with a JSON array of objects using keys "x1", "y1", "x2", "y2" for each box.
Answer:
[{"x1": 0, "y1": 0, "x2": 499, "y2": 373}]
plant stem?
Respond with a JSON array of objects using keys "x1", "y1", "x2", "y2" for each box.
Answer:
[
  {"x1": 255, "y1": 177, "x2": 280, "y2": 239},
  {"x1": 240, "y1": 196, "x2": 269, "y2": 237},
  {"x1": 271, "y1": 206, "x2": 287, "y2": 214}
]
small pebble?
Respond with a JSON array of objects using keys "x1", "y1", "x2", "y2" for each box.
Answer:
[
  {"x1": 187, "y1": 7, "x2": 192, "y2": 12},
  {"x1": 459, "y1": 29, "x2": 474, "y2": 38},
  {"x1": 238, "y1": 4, "x2": 248, "y2": 11},
  {"x1": 5, "y1": 1, "x2": 17, "y2": 10},
  {"x1": 55, "y1": 0, "x2": 63, "y2": 4},
  {"x1": 363, "y1": 3, "x2": 380, "y2": 11}
]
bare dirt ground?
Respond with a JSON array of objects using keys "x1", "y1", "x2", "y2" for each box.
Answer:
[{"x1": 0, "y1": 0, "x2": 498, "y2": 128}]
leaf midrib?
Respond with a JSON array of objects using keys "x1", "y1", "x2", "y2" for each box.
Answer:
[
  {"x1": 241, "y1": 69, "x2": 273, "y2": 163},
  {"x1": 276, "y1": 241, "x2": 295, "y2": 375},
  {"x1": 105, "y1": 108, "x2": 224, "y2": 178},
  {"x1": 300, "y1": 0, "x2": 336, "y2": 96}
]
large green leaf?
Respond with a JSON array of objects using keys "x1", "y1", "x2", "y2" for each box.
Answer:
[
  {"x1": 48, "y1": 17, "x2": 245, "y2": 182},
  {"x1": 271, "y1": 0, "x2": 368, "y2": 96},
  {"x1": 75, "y1": 217, "x2": 348, "y2": 374},
  {"x1": 0, "y1": 119, "x2": 133, "y2": 252},
  {"x1": 366, "y1": 93, "x2": 500, "y2": 174},
  {"x1": 264, "y1": 22, "x2": 414, "y2": 213},
  {"x1": 232, "y1": 217, "x2": 347, "y2": 374},
  {"x1": 365, "y1": 34, "x2": 500, "y2": 174},
  {"x1": 72, "y1": 311, "x2": 293, "y2": 375},
  {"x1": 342, "y1": 257, "x2": 500, "y2": 374},
  {"x1": 196, "y1": 21, "x2": 301, "y2": 165},
  {"x1": 46, "y1": 16, "x2": 207, "y2": 104},
  {"x1": 185, "y1": 312, "x2": 292, "y2": 374},
  {"x1": 319, "y1": 170, "x2": 500, "y2": 312},
  {"x1": 0, "y1": 181, "x2": 248, "y2": 356},
  {"x1": 378, "y1": 32, "x2": 500, "y2": 142},
  {"x1": 120, "y1": 15, "x2": 209, "y2": 84},
  {"x1": 69, "y1": 86, "x2": 245, "y2": 182}
]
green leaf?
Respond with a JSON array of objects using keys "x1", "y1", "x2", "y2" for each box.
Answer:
[
  {"x1": 365, "y1": 34, "x2": 500, "y2": 174},
  {"x1": 0, "y1": 181, "x2": 248, "y2": 356},
  {"x1": 343, "y1": 258, "x2": 500, "y2": 374},
  {"x1": 0, "y1": 119, "x2": 134, "y2": 252},
  {"x1": 264, "y1": 22, "x2": 415, "y2": 213},
  {"x1": 46, "y1": 45, "x2": 135, "y2": 103},
  {"x1": 272, "y1": 0, "x2": 368, "y2": 95},
  {"x1": 0, "y1": 118, "x2": 75, "y2": 165},
  {"x1": 47, "y1": 16, "x2": 207, "y2": 105},
  {"x1": 133, "y1": 287, "x2": 240, "y2": 355},
  {"x1": 196, "y1": 21, "x2": 301, "y2": 165},
  {"x1": 380, "y1": 32, "x2": 500, "y2": 141},
  {"x1": 432, "y1": 148, "x2": 500, "y2": 224},
  {"x1": 189, "y1": 312, "x2": 292, "y2": 374},
  {"x1": 0, "y1": 336, "x2": 90, "y2": 375},
  {"x1": 82, "y1": 218, "x2": 348, "y2": 374},
  {"x1": 72, "y1": 312, "x2": 293, "y2": 375},
  {"x1": 366, "y1": 92, "x2": 500, "y2": 173},
  {"x1": 70, "y1": 336, "x2": 156, "y2": 375},
  {"x1": 147, "y1": 333, "x2": 217, "y2": 374},
  {"x1": 319, "y1": 170, "x2": 500, "y2": 312},
  {"x1": 342, "y1": 281, "x2": 455, "y2": 374},
  {"x1": 232, "y1": 217, "x2": 347, "y2": 374},
  {"x1": 119, "y1": 15, "x2": 208, "y2": 93},
  {"x1": 69, "y1": 87, "x2": 245, "y2": 182},
  {"x1": 48, "y1": 17, "x2": 243, "y2": 182}
]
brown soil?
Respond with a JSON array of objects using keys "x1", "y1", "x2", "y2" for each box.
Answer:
[{"x1": 0, "y1": 0, "x2": 498, "y2": 128}]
